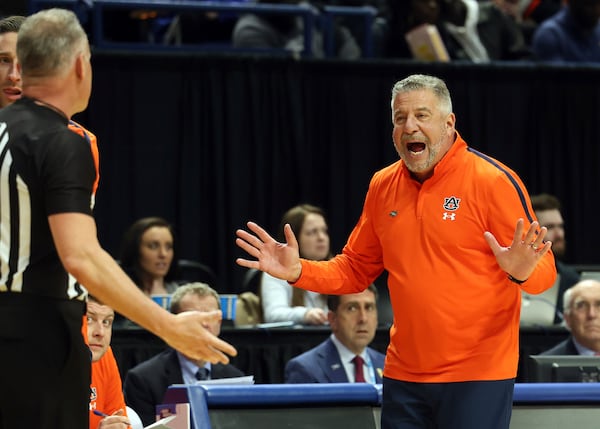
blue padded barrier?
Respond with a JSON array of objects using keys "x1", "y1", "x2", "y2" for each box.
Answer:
[
  {"x1": 194, "y1": 382, "x2": 379, "y2": 406},
  {"x1": 513, "y1": 382, "x2": 600, "y2": 403},
  {"x1": 161, "y1": 382, "x2": 600, "y2": 429},
  {"x1": 164, "y1": 382, "x2": 380, "y2": 407},
  {"x1": 167, "y1": 383, "x2": 600, "y2": 407},
  {"x1": 165, "y1": 383, "x2": 380, "y2": 429}
]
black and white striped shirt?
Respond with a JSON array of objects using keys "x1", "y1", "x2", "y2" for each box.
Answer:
[{"x1": 0, "y1": 98, "x2": 96, "y2": 301}]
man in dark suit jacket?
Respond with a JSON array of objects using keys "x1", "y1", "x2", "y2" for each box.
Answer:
[
  {"x1": 285, "y1": 284, "x2": 385, "y2": 383},
  {"x1": 123, "y1": 283, "x2": 244, "y2": 426},
  {"x1": 555, "y1": 261, "x2": 581, "y2": 321},
  {"x1": 541, "y1": 280, "x2": 600, "y2": 356},
  {"x1": 530, "y1": 193, "x2": 581, "y2": 324},
  {"x1": 540, "y1": 336, "x2": 578, "y2": 355}
]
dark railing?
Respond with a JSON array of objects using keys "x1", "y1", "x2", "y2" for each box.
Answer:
[
  {"x1": 320, "y1": 5, "x2": 376, "y2": 58},
  {"x1": 29, "y1": 0, "x2": 317, "y2": 56},
  {"x1": 28, "y1": 0, "x2": 377, "y2": 58}
]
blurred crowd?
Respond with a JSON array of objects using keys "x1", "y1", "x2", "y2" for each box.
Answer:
[{"x1": 7, "y1": 0, "x2": 599, "y2": 63}]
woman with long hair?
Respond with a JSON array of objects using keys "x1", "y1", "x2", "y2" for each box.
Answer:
[
  {"x1": 260, "y1": 204, "x2": 331, "y2": 325},
  {"x1": 119, "y1": 217, "x2": 180, "y2": 296}
]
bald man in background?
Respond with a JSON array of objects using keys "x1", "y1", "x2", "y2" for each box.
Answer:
[{"x1": 541, "y1": 280, "x2": 600, "y2": 356}]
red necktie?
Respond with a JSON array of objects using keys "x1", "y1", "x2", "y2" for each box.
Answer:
[{"x1": 353, "y1": 355, "x2": 366, "y2": 383}]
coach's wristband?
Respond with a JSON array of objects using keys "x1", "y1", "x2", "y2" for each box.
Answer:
[{"x1": 507, "y1": 274, "x2": 527, "y2": 285}]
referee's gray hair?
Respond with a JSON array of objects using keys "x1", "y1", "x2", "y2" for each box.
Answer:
[{"x1": 17, "y1": 8, "x2": 88, "y2": 78}]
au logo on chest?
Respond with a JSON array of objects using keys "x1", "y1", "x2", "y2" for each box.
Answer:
[{"x1": 442, "y1": 196, "x2": 461, "y2": 221}]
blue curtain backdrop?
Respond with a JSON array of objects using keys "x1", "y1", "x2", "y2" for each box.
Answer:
[{"x1": 76, "y1": 53, "x2": 600, "y2": 294}]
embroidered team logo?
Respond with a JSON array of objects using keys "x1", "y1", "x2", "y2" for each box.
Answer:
[
  {"x1": 89, "y1": 387, "x2": 97, "y2": 410},
  {"x1": 442, "y1": 196, "x2": 461, "y2": 221}
]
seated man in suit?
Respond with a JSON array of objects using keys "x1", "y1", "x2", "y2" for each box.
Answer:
[
  {"x1": 541, "y1": 279, "x2": 600, "y2": 355},
  {"x1": 123, "y1": 283, "x2": 244, "y2": 426},
  {"x1": 284, "y1": 284, "x2": 385, "y2": 383}
]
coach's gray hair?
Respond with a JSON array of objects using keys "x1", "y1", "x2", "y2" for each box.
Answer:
[{"x1": 391, "y1": 74, "x2": 453, "y2": 115}]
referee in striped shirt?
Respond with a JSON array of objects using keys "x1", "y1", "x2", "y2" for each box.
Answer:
[{"x1": 0, "y1": 9, "x2": 236, "y2": 429}]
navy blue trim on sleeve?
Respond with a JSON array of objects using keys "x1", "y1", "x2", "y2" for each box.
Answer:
[{"x1": 467, "y1": 147, "x2": 535, "y2": 224}]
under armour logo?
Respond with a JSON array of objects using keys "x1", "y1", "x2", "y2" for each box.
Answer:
[
  {"x1": 389, "y1": 211, "x2": 397, "y2": 217},
  {"x1": 442, "y1": 212, "x2": 456, "y2": 221}
]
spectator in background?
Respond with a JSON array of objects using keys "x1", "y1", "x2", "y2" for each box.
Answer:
[
  {"x1": 119, "y1": 217, "x2": 180, "y2": 296},
  {"x1": 440, "y1": 0, "x2": 530, "y2": 61},
  {"x1": 124, "y1": 283, "x2": 244, "y2": 426},
  {"x1": 491, "y1": 0, "x2": 562, "y2": 45},
  {"x1": 529, "y1": 193, "x2": 580, "y2": 324},
  {"x1": 384, "y1": 0, "x2": 444, "y2": 58},
  {"x1": 476, "y1": 0, "x2": 531, "y2": 60},
  {"x1": 177, "y1": 0, "x2": 254, "y2": 45},
  {"x1": 232, "y1": 0, "x2": 361, "y2": 59},
  {"x1": 261, "y1": 204, "x2": 330, "y2": 326},
  {"x1": 0, "y1": 15, "x2": 24, "y2": 108},
  {"x1": 441, "y1": 0, "x2": 491, "y2": 62},
  {"x1": 531, "y1": 0, "x2": 600, "y2": 62},
  {"x1": 86, "y1": 295, "x2": 130, "y2": 429},
  {"x1": 285, "y1": 284, "x2": 385, "y2": 383},
  {"x1": 541, "y1": 280, "x2": 600, "y2": 355},
  {"x1": 385, "y1": 0, "x2": 528, "y2": 61}
]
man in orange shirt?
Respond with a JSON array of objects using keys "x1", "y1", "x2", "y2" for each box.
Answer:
[
  {"x1": 86, "y1": 296, "x2": 130, "y2": 429},
  {"x1": 236, "y1": 74, "x2": 556, "y2": 429}
]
